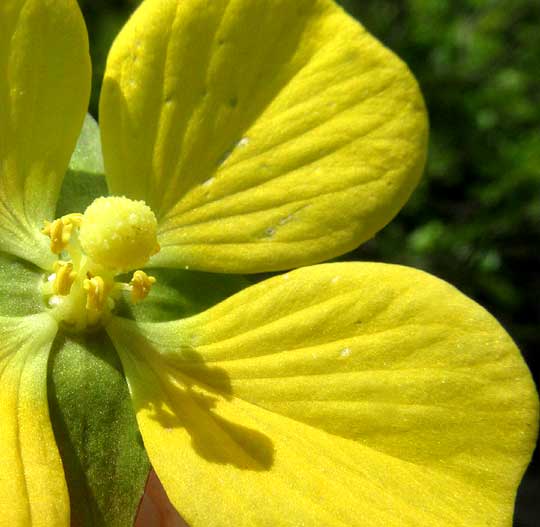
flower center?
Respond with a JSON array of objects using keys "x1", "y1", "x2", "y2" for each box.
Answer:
[{"x1": 41, "y1": 196, "x2": 160, "y2": 332}]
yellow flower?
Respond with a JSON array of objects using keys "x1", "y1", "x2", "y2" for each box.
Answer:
[{"x1": 0, "y1": 1, "x2": 537, "y2": 526}]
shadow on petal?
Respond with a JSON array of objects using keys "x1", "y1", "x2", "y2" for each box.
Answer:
[{"x1": 124, "y1": 328, "x2": 275, "y2": 472}]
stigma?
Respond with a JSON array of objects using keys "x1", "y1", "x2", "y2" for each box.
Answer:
[{"x1": 41, "y1": 196, "x2": 159, "y2": 332}]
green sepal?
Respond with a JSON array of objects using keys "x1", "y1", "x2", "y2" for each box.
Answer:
[
  {"x1": 48, "y1": 329, "x2": 150, "y2": 527},
  {"x1": 69, "y1": 113, "x2": 105, "y2": 174},
  {"x1": 116, "y1": 267, "x2": 251, "y2": 322},
  {"x1": 56, "y1": 113, "x2": 108, "y2": 217},
  {"x1": 0, "y1": 252, "x2": 45, "y2": 316}
]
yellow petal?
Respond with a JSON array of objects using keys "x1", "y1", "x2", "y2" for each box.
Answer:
[
  {"x1": 0, "y1": 0, "x2": 91, "y2": 268},
  {"x1": 0, "y1": 314, "x2": 69, "y2": 526},
  {"x1": 100, "y1": 0, "x2": 427, "y2": 273},
  {"x1": 107, "y1": 263, "x2": 538, "y2": 527}
]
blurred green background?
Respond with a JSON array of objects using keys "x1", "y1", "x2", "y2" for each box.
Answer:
[{"x1": 77, "y1": 0, "x2": 539, "y2": 525}]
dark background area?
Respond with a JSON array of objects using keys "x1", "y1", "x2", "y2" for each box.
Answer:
[{"x1": 77, "y1": 1, "x2": 539, "y2": 524}]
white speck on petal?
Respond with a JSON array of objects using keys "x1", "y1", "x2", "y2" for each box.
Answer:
[
  {"x1": 47, "y1": 273, "x2": 57, "y2": 283},
  {"x1": 202, "y1": 177, "x2": 215, "y2": 187},
  {"x1": 279, "y1": 214, "x2": 294, "y2": 225},
  {"x1": 340, "y1": 347, "x2": 351, "y2": 358},
  {"x1": 238, "y1": 137, "x2": 249, "y2": 147},
  {"x1": 48, "y1": 296, "x2": 61, "y2": 307},
  {"x1": 282, "y1": 273, "x2": 290, "y2": 280},
  {"x1": 331, "y1": 275, "x2": 341, "y2": 284}
]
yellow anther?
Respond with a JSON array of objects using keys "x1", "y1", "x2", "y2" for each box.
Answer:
[
  {"x1": 83, "y1": 275, "x2": 109, "y2": 312},
  {"x1": 42, "y1": 214, "x2": 83, "y2": 254},
  {"x1": 52, "y1": 261, "x2": 77, "y2": 296},
  {"x1": 130, "y1": 270, "x2": 156, "y2": 303},
  {"x1": 42, "y1": 219, "x2": 71, "y2": 254},
  {"x1": 64, "y1": 213, "x2": 83, "y2": 227}
]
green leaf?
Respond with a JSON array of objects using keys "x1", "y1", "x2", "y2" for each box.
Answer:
[
  {"x1": 0, "y1": 251, "x2": 45, "y2": 316},
  {"x1": 48, "y1": 329, "x2": 150, "y2": 527},
  {"x1": 116, "y1": 267, "x2": 251, "y2": 322},
  {"x1": 56, "y1": 113, "x2": 108, "y2": 218}
]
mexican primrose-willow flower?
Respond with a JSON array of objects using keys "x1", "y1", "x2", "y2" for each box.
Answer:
[{"x1": 0, "y1": 0, "x2": 538, "y2": 526}]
